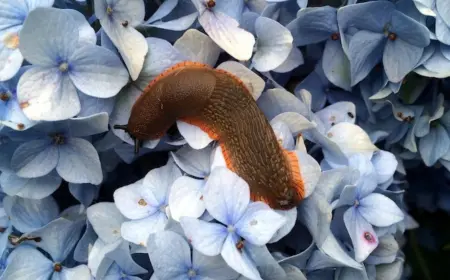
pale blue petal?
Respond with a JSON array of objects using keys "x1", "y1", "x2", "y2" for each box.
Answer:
[
  {"x1": 11, "y1": 139, "x2": 58, "y2": 178},
  {"x1": 24, "y1": 0, "x2": 55, "y2": 10},
  {"x1": 0, "y1": 170, "x2": 61, "y2": 199},
  {"x1": 256, "y1": 88, "x2": 309, "y2": 121},
  {"x1": 69, "y1": 183, "x2": 99, "y2": 207},
  {"x1": 74, "y1": 221, "x2": 97, "y2": 263},
  {"x1": 390, "y1": 10, "x2": 430, "y2": 47},
  {"x1": 253, "y1": 16, "x2": 293, "y2": 72},
  {"x1": 0, "y1": 47, "x2": 23, "y2": 82},
  {"x1": 179, "y1": 217, "x2": 227, "y2": 256},
  {"x1": 177, "y1": 120, "x2": 214, "y2": 150},
  {"x1": 121, "y1": 213, "x2": 168, "y2": 246},
  {"x1": 375, "y1": 258, "x2": 404, "y2": 279},
  {"x1": 198, "y1": 9, "x2": 255, "y2": 61},
  {"x1": 322, "y1": 39, "x2": 351, "y2": 91},
  {"x1": 371, "y1": 151, "x2": 398, "y2": 185},
  {"x1": 87, "y1": 202, "x2": 127, "y2": 243},
  {"x1": 203, "y1": 167, "x2": 250, "y2": 225},
  {"x1": 135, "y1": 37, "x2": 185, "y2": 90},
  {"x1": 337, "y1": 1, "x2": 394, "y2": 33},
  {"x1": 19, "y1": 7, "x2": 78, "y2": 65},
  {"x1": 143, "y1": 160, "x2": 182, "y2": 204},
  {"x1": 365, "y1": 234, "x2": 399, "y2": 265},
  {"x1": 96, "y1": 0, "x2": 147, "y2": 80},
  {"x1": 63, "y1": 9, "x2": 96, "y2": 45},
  {"x1": 17, "y1": 67, "x2": 81, "y2": 121},
  {"x1": 235, "y1": 202, "x2": 285, "y2": 245},
  {"x1": 286, "y1": 6, "x2": 337, "y2": 46},
  {"x1": 56, "y1": 138, "x2": 102, "y2": 185},
  {"x1": 173, "y1": 29, "x2": 220, "y2": 67},
  {"x1": 214, "y1": 0, "x2": 245, "y2": 21},
  {"x1": 146, "y1": 0, "x2": 178, "y2": 23},
  {"x1": 315, "y1": 102, "x2": 356, "y2": 132},
  {"x1": 193, "y1": 251, "x2": 240, "y2": 280},
  {"x1": 78, "y1": 93, "x2": 115, "y2": 118},
  {"x1": 334, "y1": 185, "x2": 357, "y2": 209},
  {"x1": 66, "y1": 112, "x2": 109, "y2": 138},
  {"x1": 87, "y1": 238, "x2": 121, "y2": 279},
  {"x1": 113, "y1": 180, "x2": 158, "y2": 220},
  {"x1": 359, "y1": 193, "x2": 404, "y2": 227},
  {"x1": 419, "y1": 125, "x2": 450, "y2": 166},
  {"x1": 22, "y1": 217, "x2": 85, "y2": 262},
  {"x1": 297, "y1": 194, "x2": 332, "y2": 247},
  {"x1": 436, "y1": 0, "x2": 450, "y2": 27},
  {"x1": 435, "y1": 14, "x2": 450, "y2": 45},
  {"x1": 146, "y1": 230, "x2": 191, "y2": 279},
  {"x1": 147, "y1": 13, "x2": 198, "y2": 31},
  {"x1": 348, "y1": 154, "x2": 378, "y2": 198},
  {"x1": 168, "y1": 176, "x2": 206, "y2": 222},
  {"x1": 343, "y1": 207, "x2": 378, "y2": 262},
  {"x1": 272, "y1": 46, "x2": 304, "y2": 73},
  {"x1": 271, "y1": 121, "x2": 295, "y2": 150},
  {"x1": 221, "y1": 234, "x2": 261, "y2": 280},
  {"x1": 68, "y1": 44, "x2": 129, "y2": 98},
  {"x1": 335, "y1": 267, "x2": 370, "y2": 280},
  {"x1": 383, "y1": 39, "x2": 423, "y2": 83},
  {"x1": 0, "y1": 245, "x2": 53, "y2": 280},
  {"x1": 244, "y1": 244, "x2": 286, "y2": 279},
  {"x1": 0, "y1": 2, "x2": 27, "y2": 31},
  {"x1": 348, "y1": 30, "x2": 385, "y2": 86},
  {"x1": 4, "y1": 195, "x2": 59, "y2": 233},
  {"x1": 56, "y1": 265, "x2": 91, "y2": 280},
  {"x1": 170, "y1": 144, "x2": 212, "y2": 178}
]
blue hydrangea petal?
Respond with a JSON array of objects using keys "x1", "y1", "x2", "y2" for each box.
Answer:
[
  {"x1": 371, "y1": 151, "x2": 398, "y2": 185},
  {"x1": 390, "y1": 11, "x2": 429, "y2": 48},
  {"x1": 193, "y1": 251, "x2": 240, "y2": 280},
  {"x1": 0, "y1": 2, "x2": 27, "y2": 31},
  {"x1": 180, "y1": 216, "x2": 227, "y2": 256},
  {"x1": 22, "y1": 217, "x2": 85, "y2": 262},
  {"x1": 0, "y1": 44, "x2": 23, "y2": 82},
  {"x1": 135, "y1": 37, "x2": 186, "y2": 90},
  {"x1": 272, "y1": 46, "x2": 304, "y2": 73},
  {"x1": 214, "y1": 0, "x2": 245, "y2": 21},
  {"x1": 221, "y1": 233, "x2": 261, "y2": 280},
  {"x1": 145, "y1": 0, "x2": 178, "y2": 23},
  {"x1": 203, "y1": 167, "x2": 250, "y2": 225},
  {"x1": 17, "y1": 67, "x2": 81, "y2": 121},
  {"x1": 287, "y1": 6, "x2": 337, "y2": 46},
  {"x1": 412, "y1": 0, "x2": 436, "y2": 16},
  {"x1": 383, "y1": 39, "x2": 423, "y2": 83},
  {"x1": 25, "y1": 0, "x2": 55, "y2": 10},
  {"x1": 168, "y1": 176, "x2": 206, "y2": 222},
  {"x1": 148, "y1": 12, "x2": 198, "y2": 31},
  {"x1": 77, "y1": 94, "x2": 116, "y2": 118},
  {"x1": 422, "y1": 45, "x2": 450, "y2": 75},
  {"x1": 257, "y1": 88, "x2": 309, "y2": 121},
  {"x1": 337, "y1": 1, "x2": 394, "y2": 34},
  {"x1": 171, "y1": 144, "x2": 212, "y2": 178},
  {"x1": 343, "y1": 207, "x2": 378, "y2": 262},
  {"x1": 235, "y1": 201, "x2": 285, "y2": 245},
  {"x1": 365, "y1": 234, "x2": 399, "y2": 265},
  {"x1": 252, "y1": 16, "x2": 293, "y2": 72},
  {"x1": 74, "y1": 221, "x2": 97, "y2": 263},
  {"x1": 56, "y1": 265, "x2": 91, "y2": 280},
  {"x1": 69, "y1": 183, "x2": 99, "y2": 207},
  {"x1": 322, "y1": 39, "x2": 351, "y2": 91},
  {"x1": 435, "y1": 14, "x2": 450, "y2": 45},
  {"x1": 294, "y1": 69, "x2": 327, "y2": 112},
  {"x1": 87, "y1": 202, "x2": 127, "y2": 244},
  {"x1": 56, "y1": 138, "x2": 102, "y2": 185},
  {"x1": 269, "y1": 208, "x2": 297, "y2": 243},
  {"x1": 0, "y1": 170, "x2": 61, "y2": 199},
  {"x1": 335, "y1": 267, "x2": 370, "y2": 280},
  {"x1": 359, "y1": 193, "x2": 404, "y2": 227},
  {"x1": 68, "y1": 45, "x2": 129, "y2": 98},
  {"x1": 243, "y1": 243, "x2": 286, "y2": 279},
  {"x1": 436, "y1": 0, "x2": 450, "y2": 27},
  {"x1": 62, "y1": 9, "x2": 96, "y2": 45},
  {"x1": 11, "y1": 139, "x2": 58, "y2": 178},
  {"x1": 3, "y1": 195, "x2": 59, "y2": 233},
  {"x1": 20, "y1": 7, "x2": 78, "y2": 66},
  {"x1": 271, "y1": 121, "x2": 295, "y2": 150},
  {"x1": 114, "y1": 180, "x2": 158, "y2": 220},
  {"x1": 334, "y1": 185, "x2": 357, "y2": 209},
  {"x1": 0, "y1": 245, "x2": 53, "y2": 280},
  {"x1": 95, "y1": 0, "x2": 147, "y2": 80},
  {"x1": 64, "y1": 112, "x2": 109, "y2": 138},
  {"x1": 88, "y1": 238, "x2": 122, "y2": 279},
  {"x1": 316, "y1": 102, "x2": 356, "y2": 132},
  {"x1": 419, "y1": 124, "x2": 450, "y2": 166},
  {"x1": 143, "y1": 160, "x2": 182, "y2": 204},
  {"x1": 146, "y1": 230, "x2": 191, "y2": 279},
  {"x1": 197, "y1": 7, "x2": 255, "y2": 61},
  {"x1": 121, "y1": 214, "x2": 168, "y2": 246},
  {"x1": 173, "y1": 29, "x2": 221, "y2": 67},
  {"x1": 348, "y1": 30, "x2": 385, "y2": 86}
]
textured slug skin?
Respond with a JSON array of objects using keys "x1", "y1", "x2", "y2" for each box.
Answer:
[{"x1": 127, "y1": 61, "x2": 305, "y2": 210}]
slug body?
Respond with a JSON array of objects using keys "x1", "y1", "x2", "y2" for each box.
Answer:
[{"x1": 118, "y1": 61, "x2": 305, "y2": 210}]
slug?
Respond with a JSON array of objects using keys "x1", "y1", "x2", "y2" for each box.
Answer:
[{"x1": 114, "y1": 61, "x2": 305, "y2": 210}]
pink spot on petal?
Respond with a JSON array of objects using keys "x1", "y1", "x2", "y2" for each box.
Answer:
[{"x1": 363, "y1": 231, "x2": 376, "y2": 244}]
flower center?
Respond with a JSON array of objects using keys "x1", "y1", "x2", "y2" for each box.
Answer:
[
  {"x1": 3, "y1": 33, "x2": 19, "y2": 49},
  {"x1": 354, "y1": 199, "x2": 360, "y2": 207},
  {"x1": 227, "y1": 225, "x2": 235, "y2": 233},
  {"x1": 330, "y1": 32, "x2": 340, "y2": 41},
  {"x1": 59, "y1": 62, "x2": 69, "y2": 73},
  {"x1": 50, "y1": 133, "x2": 66, "y2": 145},
  {"x1": 106, "y1": 6, "x2": 113, "y2": 15},
  {"x1": 388, "y1": 32, "x2": 397, "y2": 41},
  {"x1": 53, "y1": 263, "x2": 62, "y2": 272},
  {"x1": 0, "y1": 93, "x2": 9, "y2": 102},
  {"x1": 188, "y1": 269, "x2": 196, "y2": 277},
  {"x1": 138, "y1": 198, "x2": 147, "y2": 206},
  {"x1": 206, "y1": 0, "x2": 215, "y2": 8}
]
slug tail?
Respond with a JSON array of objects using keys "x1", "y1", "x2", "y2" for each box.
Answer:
[{"x1": 283, "y1": 149, "x2": 306, "y2": 200}]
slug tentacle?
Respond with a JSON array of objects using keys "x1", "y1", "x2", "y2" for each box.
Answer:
[{"x1": 116, "y1": 61, "x2": 306, "y2": 210}]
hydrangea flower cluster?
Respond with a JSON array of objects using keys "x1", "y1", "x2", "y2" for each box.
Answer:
[{"x1": 0, "y1": 0, "x2": 447, "y2": 279}]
